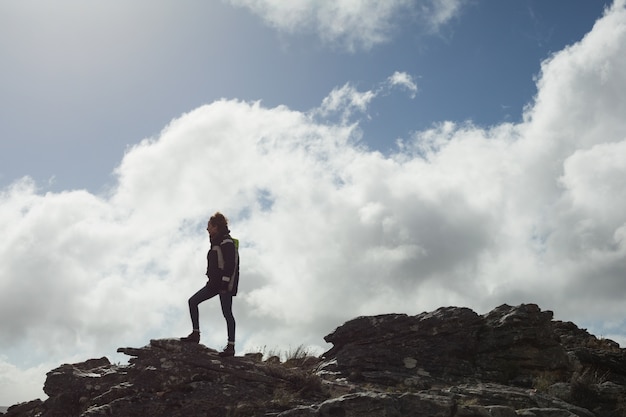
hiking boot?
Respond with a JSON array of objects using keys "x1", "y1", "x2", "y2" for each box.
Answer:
[
  {"x1": 218, "y1": 343, "x2": 235, "y2": 357},
  {"x1": 180, "y1": 330, "x2": 200, "y2": 343}
]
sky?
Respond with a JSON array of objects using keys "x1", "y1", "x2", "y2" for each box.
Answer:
[{"x1": 1, "y1": 0, "x2": 625, "y2": 406}]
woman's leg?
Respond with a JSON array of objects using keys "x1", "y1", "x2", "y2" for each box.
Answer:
[
  {"x1": 219, "y1": 293, "x2": 236, "y2": 343},
  {"x1": 188, "y1": 284, "x2": 218, "y2": 331}
]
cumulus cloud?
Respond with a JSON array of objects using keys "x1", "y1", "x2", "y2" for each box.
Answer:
[
  {"x1": 387, "y1": 71, "x2": 418, "y2": 98},
  {"x1": 225, "y1": 0, "x2": 465, "y2": 51},
  {"x1": 1, "y1": 0, "x2": 626, "y2": 406}
]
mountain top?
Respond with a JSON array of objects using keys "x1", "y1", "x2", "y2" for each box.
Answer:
[{"x1": 4, "y1": 303, "x2": 626, "y2": 417}]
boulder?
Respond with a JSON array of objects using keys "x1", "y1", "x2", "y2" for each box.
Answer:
[{"x1": 320, "y1": 303, "x2": 622, "y2": 390}]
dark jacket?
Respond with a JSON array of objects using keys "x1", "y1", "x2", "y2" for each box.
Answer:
[{"x1": 206, "y1": 231, "x2": 239, "y2": 295}]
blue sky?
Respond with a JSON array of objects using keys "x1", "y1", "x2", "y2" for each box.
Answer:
[
  {"x1": 0, "y1": 0, "x2": 610, "y2": 192},
  {"x1": 1, "y1": 0, "x2": 625, "y2": 406}
]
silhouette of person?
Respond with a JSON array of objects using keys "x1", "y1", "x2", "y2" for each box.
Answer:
[{"x1": 181, "y1": 212, "x2": 239, "y2": 357}]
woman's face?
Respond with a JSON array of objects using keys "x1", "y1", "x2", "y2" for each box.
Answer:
[{"x1": 207, "y1": 221, "x2": 219, "y2": 237}]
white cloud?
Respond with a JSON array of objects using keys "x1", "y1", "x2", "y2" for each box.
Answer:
[
  {"x1": 387, "y1": 71, "x2": 418, "y2": 98},
  {"x1": 314, "y1": 73, "x2": 418, "y2": 123},
  {"x1": 0, "y1": 358, "x2": 48, "y2": 405},
  {"x1": 315, "y1": 83, "x2": 377, "y2": 122},
  {"x1": 226, "y1": 0, "x2": 465, "y2": 51},
  {"x1": 425, "y1": 0, "x2": 464, "y2": 29},
  {"x1": 2, "y1": 0, "x2": 626, "y2": 406}
]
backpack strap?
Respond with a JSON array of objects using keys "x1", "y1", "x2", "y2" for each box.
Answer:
[{"x1": 216, "y1": 237, "x2": 239, "y2": 291}]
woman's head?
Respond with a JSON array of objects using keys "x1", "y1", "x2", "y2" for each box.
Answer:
[{"x1": 207, "y1": 212, "x2": 229, "y2": 236}]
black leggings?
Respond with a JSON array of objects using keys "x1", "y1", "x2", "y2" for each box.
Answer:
[{"x1": 188, "y1": 284, "x2": 235, "y2": 343}]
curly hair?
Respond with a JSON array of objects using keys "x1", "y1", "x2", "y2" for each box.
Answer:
[{"x1": 209, "y1": 212, "x2": 229, "y2": 234}]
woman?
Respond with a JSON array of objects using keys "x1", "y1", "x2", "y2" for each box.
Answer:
[{"x1": 181, "y1": 212, "x2": 239, "y2": 357}]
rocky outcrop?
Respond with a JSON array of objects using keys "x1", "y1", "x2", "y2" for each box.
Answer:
[
  {"x1": 4, "y1": 303, "x2": 626, "y2": 417},
  {"x1": 320, "y1": 304, "x2": 574, "y2": 387},
  {"x1": 4, "y1": 339, "x2": 324, "y2": 417}
]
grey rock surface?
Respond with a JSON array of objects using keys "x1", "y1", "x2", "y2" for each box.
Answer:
[{"x1": 4, "y1": 303, "x2": 626, "y2": 417}]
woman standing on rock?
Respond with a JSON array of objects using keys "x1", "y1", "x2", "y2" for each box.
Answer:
[{"x1": 181, "y1": 212, "x2": 239, "y2": 357}]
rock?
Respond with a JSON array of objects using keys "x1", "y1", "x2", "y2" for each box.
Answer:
[
  {"x1": 2, "y1": 400, "x2": 44, "y2": 417},
  {"x1": 6, "y1": 338, "x2": 326, "y2": 417},
  {"x1": 320, "y1": 303, "x2": 621, "y2": 390},
  {"x1": 6, "y1": 303, "x2": 626, "y2": 416},
  {"x1": 278, "y1": 391, "x2": 456, "y2": 417},
  {"x1": 322, "y1": 307, "x2": 484, "y2": 385}
]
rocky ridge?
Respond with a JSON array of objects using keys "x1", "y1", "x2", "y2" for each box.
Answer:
[{"x1": 4, "y1": 303, "x2": 626, "y2": 416}]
